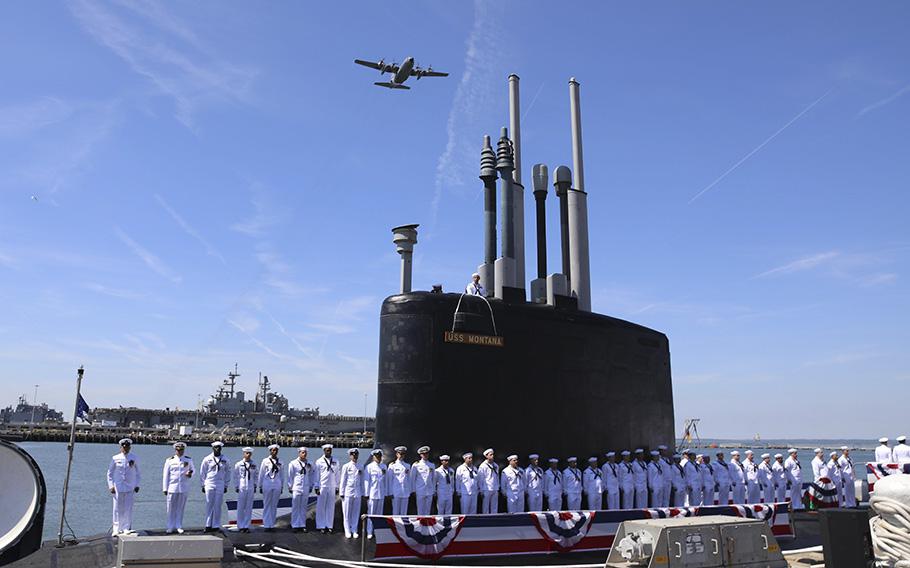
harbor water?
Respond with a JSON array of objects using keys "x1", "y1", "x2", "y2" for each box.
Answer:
[{"x1": 17, "y1": 440, "x2": 879, "y2": 542}]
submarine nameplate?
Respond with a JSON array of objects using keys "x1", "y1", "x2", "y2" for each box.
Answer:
[{"x1": 443, "y1": 331, "x2": 504, "y2": 348}]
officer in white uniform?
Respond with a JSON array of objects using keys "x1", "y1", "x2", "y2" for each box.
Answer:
[
  {"x1": 364, "y1": 449, "x2": 387, "y2": 538},
  {"x1": 893, "y1": 436, "x2": 910, "y2": 464},
  {"x1": 875, "y1": 438, "x2": 893, "y2": 463},
  {"x1": 435, "y1": 455, "x2": 456, "y2": 514},
  {"x1": 455, "y1": 452, "x2": 479, "y2": 514},
  {"x1": 772, "y1": 454, "x2": 787, "y2": 504},
  {"x1": 784, "y1": 449, "x2": 804, "y2": 510},
  {"x1": 524, "y1": 454, "x2": 544, "y2": 512},
  {"x1": 409, "y1": 446, "x2": 436, "y2": 515},
  {"x1": 838, "y1": 446, "x2": 856, "y2": 508},
  {"x1": 314, "y1": 443, "x2": 340, "y2": 533},
  {"x1": 339, "y1": 448, "x2": 363, "y2": 538},
  {"x1": 287, "y1": 447, "x2": 313, "y2": 532},
  {"x1": 544, "y1": 458, "x2": 563, "y2": 510},
  {"x1": 811, "y1": 448, "x2": 827, "y2": 478},
  {"x1": 670, "y1": 454, "x2": 687, "y2": 507},
  {"x1": 713, "y1": 451, "x2": 731, "y2": 505},
  {"x1": 199, "y1": 441, "x2": 231, "y2": 532},
  {"x1": 601, "y1": 452, "x2": 620, "y2": 510},
  {"x1": 618, "y1": 451, "x2": 636, "y2": 509},
  {"x1": 232, "y1": 447, "x2": 256, "y2": 533},
  {"x1": 562, "y1": 457, "x2": 583, "y2": 510},
  {"x1": 583, "y1": 457, "x2": 604, "y2": 510},
  {"x1": 646, "y1": 451, "x2": 664, "y2": 508},
  {"x1": 700, "y1": 455, "x2": 716, "y2": 506},
  {"x1": 478, "y1": 448, "x2": 501, "y2": 514},
  {"x1": 757, "y1": 453, "x2": 774, "y2": 504},
  {"x1": 388, "y1": 446, "x2": 412, "y2": 515},
  {"x1": 827, "y1": 451, "x2": 843, "y2": 505},
  {"x1": 681, "y1": 450, "x2": 700, "y2": 506},
  {"x1": 163, "y1": 442, "x2": 194, "y2": 534},
  {"x1": 257, "y1": 444, "x2": 284, "y2": 531},
  {"x1": 107, "y1": 438, "x2": 140, "y2": 535},
  {"x1": 728, "y1": 451, "x2": 746, "y2": 504},
  {"x1": 743, "y1": 450, "x2": 761, "y2": 504},
  {"x1": 501, "y1": 455, "x2": 526, "y2": 513},
  {"x1": 659, "y1": 446, "x2": 674, "y2": 507},
  {"x1": 466, "y1": 273, "x2": 485, "y2": 296}
]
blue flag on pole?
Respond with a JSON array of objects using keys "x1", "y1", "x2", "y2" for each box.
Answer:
[{"x1": 76, "y1": 394, "x2": 90, "y2": 422}]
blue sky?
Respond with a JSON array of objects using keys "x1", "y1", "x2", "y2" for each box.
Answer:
[{"x1": 1, "y1": 1, "x2": 908, "y2": 438}]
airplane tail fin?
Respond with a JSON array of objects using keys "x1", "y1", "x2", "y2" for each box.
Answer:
[{"x1": 374, "y1": 82, "x2": 410, "y2": 90}]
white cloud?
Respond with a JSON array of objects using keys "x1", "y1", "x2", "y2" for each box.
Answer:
[
  {"x1": 753, "y1": 249, "x2": 899, "y2": 287},
  {"x1": 84, "y1": 282, "x2": 147, "y2": 300},
  {"x1": 0, "y1": 97, "x2": 75, "y2": 137},
  {"x1": 753, "y1": 251, "x2": 840, "y2": 279},
  {"x1": 154, "y1": 193, "x2": 226, "y2": 264},
  {"x1": 857, "y1": 84, "x2": 910, "y2": 118},
  {"x1": 231, "y1": 183, "x2": 281, "y2": 237},
  {"x1": 114, "y1": 226, "x2": 182, "y2": 283}
]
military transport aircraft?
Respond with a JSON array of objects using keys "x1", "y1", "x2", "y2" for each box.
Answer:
[{"x1": 354, "y1": 56, "x2": 449, "y2": 90}]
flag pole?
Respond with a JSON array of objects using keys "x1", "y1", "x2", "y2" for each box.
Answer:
[{"x1": 57, "y1": 366, "x2": 84, "y2": 547}]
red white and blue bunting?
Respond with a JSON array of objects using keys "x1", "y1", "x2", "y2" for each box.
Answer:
[
  {"x1": 385, "y1": 516, "x2": 466, "y2": 560},
  {"x1": 529, "y1": 511, "x2": 596, "y2": 551},
  {"x1": 866, "y1": 462, "x2": 910, "y2": 493}
]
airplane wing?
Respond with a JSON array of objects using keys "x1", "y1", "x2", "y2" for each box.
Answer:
[
  {"x1": 354, "y1": 59, "x2": 398, "y2": 73},
  {"x1": 411, "y1": 67, "x2": 449, "y2": 77}
]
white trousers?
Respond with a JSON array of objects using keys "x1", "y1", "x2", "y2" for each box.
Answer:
[
  {"x1": 672, "y1": 486, "x2": 687, "y2": 507},
  {"x1": 649, "y1": 487, "x2": 663, "y2": 508},
  {"x1": 506, "y1": 497, "x2": 524, "y2": 513},
  {"x1": 316, "y1": 489, "x2": 335, "y2": 529},
  {"x1": 686, "y1": 487, "x2": 699, "y2": 506},
  {"x1": 842, "y1": 477, "x2": 856, "y2": 507},
  {"x1": 566, "y1": 493, "x2": 582, "y2": 510},
  {"x1": 832, "y1": 478, "x2": 843, "y2": 505},
  {"x1": 261, "y1": 487, "x2": 281, "y2": 528},
  {"x1": 235, "y1": 489, "x2": 254, "y2": 530},
  {"x1": 716, "y1": 483, "x2": 730, "y2": 505},
  {"x1": 481, "y1": 491, "x2": 498, "y2": 514},
  {"x1": 621, "y1": 486, "x2": 635, "y2": 509},
  {"x1": 526, "y1": 493, "x2": 543, "y2": 512},
  {"x1": 291, "y1": 491, "x2": 308, "y2": 528},
  {"x1": 204, "y1": 487, "x2": 224, "y2": 528},
  {"x1": 416, "y1": 495, "x2": 433, "y2": 515},
  {"x1": 459, "y1": 494, "x2": 477, "y2": 514},
  {"x1": 634, "y1": 486, "x2": 648, "y2": 508},
  {"x1": 392, "y1": 497, "x2": 409, "y2": 515},
  {"x1": 366, "y1": 498, "x2": 383, "y2": 535},
  {"x1": 789, "y1": 480, "x2": 804, "y2": 509},
  {"x1": 341, "y1": 496, "x2": 360, "y2": 536},
  {"x1": 546, "y1": 493, "x2": 562, "y2": 511},
  {"x1": 586, "y1": 492, "x2": 602, "y2": 510},
  {"x1": 112, "y1": 490, "x2": 134, "y2": 533},
  {"x1": 437, "y1": 495, "x2": 453, "y2": 515},
  {"x1": 731, "y1": 484, "x2": 746, "y2": 504},
  {"x1": 605, "y1": 488, "x2": 620, "y2": 509},
  {"x1": 747, "y1": 483, "x2": 761, "y2": 504},
  {"x1": 166, "y1": 492, "x2": 188, "y2": 532},
  {"x1": 663, "y1": 484, "x2": 672, "y2": 507},
  {"x1": 703, "y1": 486, "x2": 716, "y2": 506}
]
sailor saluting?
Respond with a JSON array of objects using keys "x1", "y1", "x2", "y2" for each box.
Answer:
[
  {"x1": 257, "y1": 444, "x2": 284, "y2": 531},
  {"x1": 200, "y1": 441, "x2": 231, "y2": 532},
  {"x1": 162, "y1": 441, "x2": 194, "y2": 534},
  {"x1": 233, "y1": 447, "x2": 257, "y2": 532},
  {"x1": 107, "y1": 438, "x2": 140, "y2": 535}
]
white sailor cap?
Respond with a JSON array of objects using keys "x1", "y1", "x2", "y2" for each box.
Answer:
[
  {"x1": 268, "y1": 444, "x2": 280, "y2": 450},
  {"x1": 672, "y1": 453, "x2": 681, "y2": 459},
  {"x1": 840, "y1": 445, "x2": 848, "y2": 451},
  {"x1": 173, "y1": 441, "x2": 186, "y2": 449},
  {"x1": 788, "y1": 448, "x2": 797, "y2": 454},
  {"x1": 507, "y1": 454, "x2": 518, "y2": 461},
  {"x1": 829, "y1": 451, "x2": 837, "y2": 457},
  {"x1": 744, "y1": 450, "x2": 754, "y2": 455},
  {"x1": 774, "y1": 453, "x2": 783, "y2": 458},
  {"x1": 605, "y1": 451, "x2": 616, "y2": 457},
  {"x1": 650, "y1": 450, "x2": 660, "y2": 456},
  {"x1": 567, "y1": 456, "x2": 578, "y2": 462},
  {"x1": 588, "y1": 457, "x2": 598, "y2": 463},
  {"x1": 439, "y1": 454, "x2": 450, "y2": 461},
  {"x1": 898, "y1": 436, "x2": 907, "y2": 442},
  {"x1": 621, "y1": 450, "x2": 631, "y2": 456},
  {"x1": 211, "y1": 441, "x2": 224, "y2": 448},
  {"x1": 472, "y1": 272, "x2": 480, "y2": 278},
  {"x1": 395, "y1": 446, "x2": 407, "y2": 452},
  {"x1": 879, "y1": 437, "x2": 889, "y2": 443},
  {"x1": 814, "y1": 448, "x2": 823, "y2": 453},
  {"x1": 348, "y1": 448, "x2": 359, "y2": 455},
  {"x1": 760, "y1": 453, "x2": 770, "y2": 459},
  {"x1": 371, "y1": 449, "x2": 383, "y2": 456},
  {"x1": 483, "y1": 448, "x2": 495, "y2": 457},
  {"x1": 730, "y1": 451, "x2": 740, "y2": 456},
  {"x1": 634, "y1": 448, "x2": 644, "y2": 454},
  {"x1": 528, "y1": 454, "x2": 539, "y2": 459},
  {"x1": 715, "y1": 450, "x2": 725, "y2": 456},
  {"x1": 322, "y1": 443, "x2": 333, "y2": 450},
  {"x1": 681, "y1": 448, "x2": 691, "y2": 454},
  {"x1": 119, "y1": 438, "x2": 133, "y2": 446},
  {"x1": 242, "y1": 446, "x2": 254, "y2": 453},
  {"x1": 548, "y1": 458, "x2": 559, "y2": 463},
  {"x1": 696, "y1": 454, "x2": 703, "y2": 459},
  {"x1": 462, "y1": 452, "x2": 473, "y2": 459},
  {"x1": 418, "y1": 445, "x2": 430, "y2": 454},
  {"x1": 298, "y1": 446, "x2": 308, "y2": 453},
  {"x1": 657, "y1": 445, "x2": 667, "y2": 450}
]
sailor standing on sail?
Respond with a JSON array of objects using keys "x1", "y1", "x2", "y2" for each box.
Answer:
[
  {"x1": 544, "y1": 458, "x2": 563, "y2": 511},
  {"x1": 524, "y1": 454, "x2": 544, "y2": 512},
  {"x1": 455, "y1": 452, "x2": 479, "y2": 514},
  {"x1": 562, "y1": 457, "x2": 583, "y2": 510},
  {"x1": 618, "y1": 451, "x2": 636, "y2": 509},
  {"x1": 200, "y1": 441, "x2": 231, "y2": 532},
  {"x1": 287, "y1": 447, "x2": 313, "y2": 533},
  {"x1": 659, "y1": 446, "x2": 673, "y2": 507},
  {"x1": 388, "y1": 446, "x2": 412, "y2": 515},
  {"x1": 257, "y1": 444, "x2": 284, "y2": 531},
  {"x1": 893, "y1": 436, "x2": 910, "y2": 464},
  {"x1": 339, "y1": 449, "x2": 363, "y2": 538},
  {"x1": 409, "y1": 446, "x2": 436, "y2": 515},
  {"x1": 232, "y1": 447, "x2": 256, "y2": 533},
  {"x1": 632, "y1": 449, "x2": 649, "y2": 508},
  {"x1": 670, "y1": 454, "x2": 687, "y2": 507},
  {"x1": 647, "y1": 451, "x2": 664, "y2": 508},
  {"x1": 163, "y1": 441, "x2": 194, "y2": 534},
  {"x1": 107, "y1": 438, "x2": 140, "y2": 535},
  {"x1": 478, "y1": 448, "x2": 501, "y2": 514},
  {"x1": 602, "y1": 452, "x2": 620, "y2": 510},
  {"x1": 784, "y1": 449, "x2": 804, "y2": 510},
  {"x1": 501, "y1": 455, "x2": 526, "y2": 513},
  {"x1": 743, "y1": 450, "x2": 761, "y2": 504},
  {"x1": 728, "y1": 451, "x2": 746, "y2": 504},
  {"x1": 314, "y1": 444, "x2": 340, "y2": 533},
  {"x1": 838, "y1": 447, "x2": 856, "y2": 508},
  {"x1": 363, "y1": 449, "x2": 386, "y2": 539},
  {"x1": 757, "y1": 454, "x2": 774, "y2": 504},
  {"x1": 435, "y1": 455, "x2": 456, "y2": 515},
  {"x1": 584, "y1": 457, "x2": 604, "y2": 510},
  {"x1": 772, "y1": 454, "x2": 787, "y2": 505},
  {"x1": 713, "y1": 451, "x2": 731, "y2": 505},
  {"x1": 466, "y1": 273, "x2": 485, "y2": 296}
]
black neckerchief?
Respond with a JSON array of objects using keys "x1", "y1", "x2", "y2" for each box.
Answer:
[{"x1": 324, "y1": 456, "x2": 333, "y2": 472}]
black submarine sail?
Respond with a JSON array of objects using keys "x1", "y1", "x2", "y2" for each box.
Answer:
[{"x1": 376, "y1": 75, "x2": 674, "y2": 461}]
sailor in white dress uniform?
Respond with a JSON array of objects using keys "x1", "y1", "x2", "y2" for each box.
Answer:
[
  {"x1": 601, "y1": 452, "x2": 620, "y2": 510},
  {"x1": 647, "y1": 451, "x2": 664, "y2": 508},
  {"x1": 287, "y1": 447, "x2": 313, "y2": 532},
  {"x1": 827, "y1": 451, "x2": 843, "y2": 505},
  {"x1": 455, "y1": 452, "x2": 479, "y2": 514},
  {"x1": 713, "y1": 451, "x2": 732, "y2": 505},
  {"x1": 524, "y1": 454, "x2": 545, "y2": 512},
  {"x1": 811, "y1": 448, "x2": 828, "y2": 484},
  {"x1": 562, "y1": 457, "x2": 583, "y2": 510},
  {"x1": 680, "y1": 450, "x2": 700, "y2": 506},
  {"x1": 163, "y1": 441, "x2": 194, "y2": 534},
  {"x1": 478, "y1": 448, "x2": 501, "y2": 514},
  {"x1": 659, "y1": 446, "x2": 674, "y2": 507},
  {"x1": 670, "y1": 454, "x2": 687, "y2": 507},
  {"x1": 409, "y1": 446, "x2": 436, "y2": 515},
  {"x1": 257, "y1": 444, "x2": 284, "y2": 530},
  {"x1": 388, "y1": 446, "x2": 412, "y2": 515},
  {"x1": 757, "y1": 453, "x2": 774, "y2": 504},
  {"x1": 314, "y1": 444, "x2": 340, "y2": 533},
  {"x1": 466, "y1": 273, "x2": 485, "y2": 296},
  {"x1": 893, "y1": 436, "x2": 910, "y2": 464},
  {"x1": 364, "y1": 449, "x2": 387, "y2": 538},
  {"x1": 743, "y1": 451, "x2": 761, "y2": 504},
  {"x1": 838, "y1": 447, "x2": 856, "y2": 507},
  {"x1": 632, "y1": 450, "x2": 649, "y2": 508},
  {"x1": 232, "y1": 447, "x2": 256, "y2": 532},
  {"x1": 618, "y1": 451, "x2": 636, "y2": 509},
  {"x1": 544, "y1": 458, "x2": 563, "y2": 511},
  {"x1": 728, "y1": 451, "x2": 746, "y2": 504},
  {"x1": 435, "y1": 455, "x2": 456, "y2": 514},
  {"x1": 584, "y1": 457, "x2": 604, "y2": 510},
  {"x1": 772, "y1": 454, "x2": 787, "y2": 504},
  {"x1": 107, "y1": 438, "x2": 140, "y2": 535},
  {"x1": 199, "y1": 441, "x2": 231, "y2": 531},
  {"x1": 339, "y1": 449, "x2": 364, "y2": 538},
  {"x1": 875, "y1": 438, "x2": 893, "y2": 463},
  {"x1": 784, "y1": 449, "x2": 804, "y2": 510},
  {"x1": 501, "y1": 455, "x2": 526, "y2": 513}
]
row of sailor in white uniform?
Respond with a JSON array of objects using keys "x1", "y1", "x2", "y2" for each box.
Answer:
[{"x1": 875, "y1": 436, "x2": 910, "y2": 464}]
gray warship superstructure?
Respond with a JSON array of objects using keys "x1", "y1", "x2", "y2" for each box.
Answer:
[{"x1": 376, "y1": 76, "x2": 675, "y2": 460}]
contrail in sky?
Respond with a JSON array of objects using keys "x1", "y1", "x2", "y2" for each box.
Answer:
[{"x1": 688, "y1": 87, "x2": 835, "y2": 204}]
